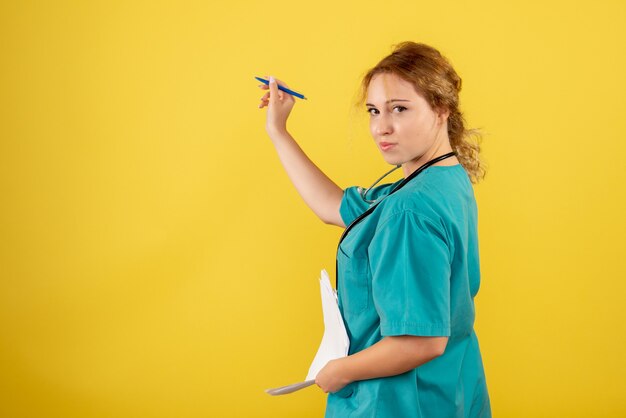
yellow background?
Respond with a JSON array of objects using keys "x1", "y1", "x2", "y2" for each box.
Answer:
[{"x1": 1, "y1": 1, "x2": 625, "y2": 417}]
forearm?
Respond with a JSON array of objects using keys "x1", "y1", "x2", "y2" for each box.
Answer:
[
  {"x1": 341, "y1": 336, "x2": 446, "y2": 383},
  {"x1": 266, "y1": 128, "x2": 345, "y2": 226}
]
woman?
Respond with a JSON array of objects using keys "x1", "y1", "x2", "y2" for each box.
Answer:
[{"x1": 258, "y1": 41, "x2": 491, "y2": 418}]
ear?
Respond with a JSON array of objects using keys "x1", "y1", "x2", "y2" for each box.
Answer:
[{"x1": 436, "y1": 107, "x2": 450, "y2": 124}]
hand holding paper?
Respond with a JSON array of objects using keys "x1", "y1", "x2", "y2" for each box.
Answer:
[{"x1": 265, "y1": 270, "x2": 350, "y2": 396}]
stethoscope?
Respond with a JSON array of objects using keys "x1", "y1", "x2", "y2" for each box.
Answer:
[
  {"x1": 335, "y1": 151, "x2": 457, "y2": 288},
  {"x1": 358, "y1": 164, "x2": 403, "y2": 204}
]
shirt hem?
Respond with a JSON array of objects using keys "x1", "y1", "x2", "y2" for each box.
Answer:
[{"x1": 381, "y1": 321, "x2": 451, "y2": 337}]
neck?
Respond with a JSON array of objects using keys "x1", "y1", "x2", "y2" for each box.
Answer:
[{"x1": 402, "y1": 145, "x2": 458, "y2": 177}]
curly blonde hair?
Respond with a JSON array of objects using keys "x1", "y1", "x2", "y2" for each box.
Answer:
[{"x1": 354, "y1": 41, "x2": 487, "y2": 183}]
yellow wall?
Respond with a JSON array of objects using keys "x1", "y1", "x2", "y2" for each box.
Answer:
[{"x1": 1, "y1": 1, "x2": 625, "y2": 417}]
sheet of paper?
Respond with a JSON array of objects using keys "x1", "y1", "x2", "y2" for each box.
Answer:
[
  {"x1": 265, "y1": 269, "x2": 350, "y2": 396},
  {"x1": 305, "y1": 270, "x2": 350, "y2": 380}
]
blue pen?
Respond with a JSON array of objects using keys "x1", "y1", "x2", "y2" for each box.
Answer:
[{"x1": 255, "y1": 76, "x2": 307, "y2": 100}]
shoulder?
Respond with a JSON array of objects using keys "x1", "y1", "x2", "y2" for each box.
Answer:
[
  {"x1": 339, "y1": 179, "x2": 403, "y2": 226},
  {"x1": 376, "y1": 165, "x2": 474, "y2": 227}
]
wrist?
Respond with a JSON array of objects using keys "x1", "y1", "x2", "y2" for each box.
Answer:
[
  {"x1": 266, "y1": 128, "x2": 293, "y2": 148},
  {"x1": 266, "y1": 124, "x2": 289, "y2": 137},
  {"x1": 336, "y1": 357, "x2": 356, "y2": 385}
]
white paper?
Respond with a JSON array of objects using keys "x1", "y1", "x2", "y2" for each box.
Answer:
[
  {"x1": 265, "y1": 269, "x2": 350, "y2": 396},
  {"x1": 305, "y1": 270, "x2": 350, "y2": 380}
]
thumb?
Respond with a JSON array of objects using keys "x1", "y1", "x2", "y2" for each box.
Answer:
[{"x1": 268, "y1": 76, "x2": 282, "y2": 101}]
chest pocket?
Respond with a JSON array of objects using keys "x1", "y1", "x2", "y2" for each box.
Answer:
[{"x1": 337, "y1": 246, "x2": 371, "y2": 315}]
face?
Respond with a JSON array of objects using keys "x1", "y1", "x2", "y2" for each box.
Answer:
[{"x1": 366, "y1": 72, "x2": 450, "y2": 170}]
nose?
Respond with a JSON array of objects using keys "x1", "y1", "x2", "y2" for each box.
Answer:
[{"x1": 374, "y1": 112, "x2": 393, "y2": 137}]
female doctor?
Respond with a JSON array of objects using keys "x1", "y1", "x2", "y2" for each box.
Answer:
[{"x1": 257, "y1": 41, "x2": 492, "y2": 418}]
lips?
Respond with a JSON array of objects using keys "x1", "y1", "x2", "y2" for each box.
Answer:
[{"x1": 379, "y1": 142, "x2": 396, "y2": 151}]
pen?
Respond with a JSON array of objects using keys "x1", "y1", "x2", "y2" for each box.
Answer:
[{"x1": 255, "y1": 76, "x2": 307, "y2": 100}]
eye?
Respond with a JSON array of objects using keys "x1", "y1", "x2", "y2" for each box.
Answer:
[
  {"x1": 393, "y1": 106, "x2": 407, "y2": 113},
  {"x1": 366, "y1": 108, "x2": 378, "y2": 115}
]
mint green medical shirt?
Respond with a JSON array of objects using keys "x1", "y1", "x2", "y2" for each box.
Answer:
[{"x1": 325, "y1": 164, "x2": 491, "y2": 418}]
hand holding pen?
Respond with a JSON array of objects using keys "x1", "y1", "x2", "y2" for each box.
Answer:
[
  {"x1": 258, "y1": 75, "x2": 304, "y2": 134},
  {"x1": 256, "y1": 76, "x2": 307, "y2": 100}
]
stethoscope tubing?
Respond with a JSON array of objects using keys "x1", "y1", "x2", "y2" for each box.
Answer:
[{"x1": 335, "y1": 152, "x2": 457, "y2": 288}]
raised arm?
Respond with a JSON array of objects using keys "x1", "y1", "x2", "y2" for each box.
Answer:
[{"x1": 258, "y1": 76, "x2": 345, "y2": 227}]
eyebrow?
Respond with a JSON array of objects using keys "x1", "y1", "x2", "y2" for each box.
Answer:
[{"x1": 365, "y1": 99, "x2": 411, "y2": 106}]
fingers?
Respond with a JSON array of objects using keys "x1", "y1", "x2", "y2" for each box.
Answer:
[
  {"x1": 315, "y1": 379, "x2": 328, "y2": 393},
  {"x1": 257, "y1": 75, "x2": 289, "y2": 88},
  {"x1": 257, "y1": 75, "x2": 292, "y2": 108},
  {"x1": 258, "y1": 74, "x2": 270, "y2": 108},
  {"x1": 258, "y1": 91, "x2": 270, "y2": 108},
  {"x1": 258, "y1": 75, "x2": 269, "y2": 90}
]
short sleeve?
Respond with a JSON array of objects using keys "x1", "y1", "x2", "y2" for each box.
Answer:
[
  {"x1": 339, "y1": 186, "x2": 369, "y2": 226},
  {"x1": 368, "y1": 210, "x2": 452, "y2": 337},
  {"x1": 340, "y1": 182, "x2": 401, "y2": 226}
]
